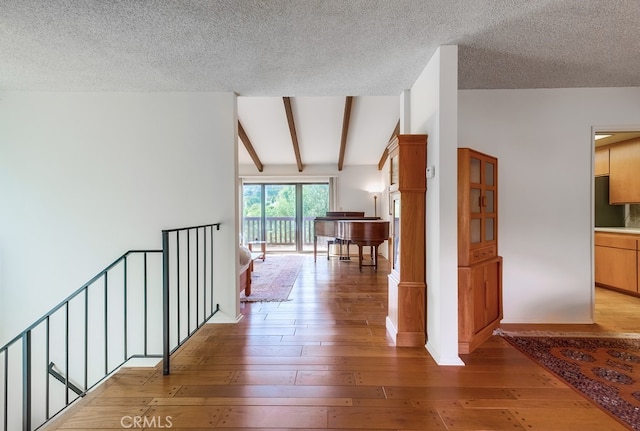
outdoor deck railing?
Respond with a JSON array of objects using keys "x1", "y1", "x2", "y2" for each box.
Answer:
[{"x1": 243, "y1": 216, "x2": 318, "y2": 246}]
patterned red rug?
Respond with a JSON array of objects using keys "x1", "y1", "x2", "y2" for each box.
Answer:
[
  {"x1": 240, "y1": 254, "x2": 303, "y2": 302},
  {"x1": 499, "y1": 331, "x2": 640, "y2": 430}
]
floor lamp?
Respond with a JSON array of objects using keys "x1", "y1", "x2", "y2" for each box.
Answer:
[{"x1": 371, "y1": 192, "x2": 380, "y2": 218}]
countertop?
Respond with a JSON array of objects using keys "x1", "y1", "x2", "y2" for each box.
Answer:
[{"x1": 595, "y1": 227, "x2": 640, "y2": 234}]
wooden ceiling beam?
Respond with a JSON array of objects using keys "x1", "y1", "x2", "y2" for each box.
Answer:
[
  {"x1": 377, "y1": 119, "x2": 400, "y2": 170},
  {"x1": 338, "y1": 96, "x2": 353, "y2": 171},
  {"x1": 238, "y1": 120, "x2": 264, "y2": 172},
  {"x1": 283, "y1": 97, "x2": 303, "y2": 172}
]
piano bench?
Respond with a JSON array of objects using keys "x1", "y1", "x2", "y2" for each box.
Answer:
[{"x1": 327, "y1": 239, "x2": 351, "y2": 260}]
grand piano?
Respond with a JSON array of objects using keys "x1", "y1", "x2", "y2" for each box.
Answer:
[{"x1": 314, "y1": 212, "x2": 390, "y2": 271}]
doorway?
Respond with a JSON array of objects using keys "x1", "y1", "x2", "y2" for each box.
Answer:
[{"x1": 592, "y1": 129, "x2": 640, "y2": 326}]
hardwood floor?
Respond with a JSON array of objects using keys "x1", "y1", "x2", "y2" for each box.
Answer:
[{"x1": 44, "y1": 254, "x2": 635, "y2": 430}]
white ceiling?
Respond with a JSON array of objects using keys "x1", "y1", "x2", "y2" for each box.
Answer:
[
  {"x1": 2, "y1": 1, "x2": 639, "y2": 170},
  {"x1": 237, "y1": 96, "x2": 399, "y2": 168}
]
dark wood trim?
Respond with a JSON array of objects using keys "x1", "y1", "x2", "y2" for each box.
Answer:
[
  {"x1": 377, "y1": 148, "x2": 389, "y2": 171},
  {"x1": 377, "y1": 120, "x2": 400, "y2": 170},
  {"x1": 283, "y1": 97, "x2": 303, "y2": 172},
  {"x1": 238, "y1": 121, "x2": 263, "y2": 172},
  {"x1": 338, "y1": 96, "x2": 353, "y2": 171}
]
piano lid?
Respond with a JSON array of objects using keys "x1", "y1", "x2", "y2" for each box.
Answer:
[{"x1": 325, "y1": 211, "x2": 365, "y2": 217}]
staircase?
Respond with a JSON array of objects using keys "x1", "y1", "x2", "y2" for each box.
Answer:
[{"x1": 0, "y1": 223, "x2": 221, "y2": 431}]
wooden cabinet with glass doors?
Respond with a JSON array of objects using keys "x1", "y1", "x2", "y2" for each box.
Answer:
[{"x1": 458, "y1": 148, "x2": 503, "y2": 354}]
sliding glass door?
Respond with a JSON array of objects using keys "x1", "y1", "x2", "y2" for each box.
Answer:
[
  {"x1": 242, "y1": 184, "x2": 263, "y2": 244},
  {"x1": 301, "y1": 183, "x2": 329, "y2": 252},
  {"x1": 242, "y1": 182, "x2": 329, "y2": 253},
  {"x1": 265, "y1": 184, "x2": 296, "y2": 252}
]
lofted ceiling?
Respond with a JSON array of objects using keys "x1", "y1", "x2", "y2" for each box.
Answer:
[
  {"x1": 237, "y1": 96, "x2": 399, "y2": 170},
  {"x1": 2, "y1": 1, "x2": 639, "y2": 170}
]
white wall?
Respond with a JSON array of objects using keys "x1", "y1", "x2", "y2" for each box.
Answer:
[
  {"x1": 409, "y1": 46, "x2": 463, "y2": 365},
  {"x1": 459, "y1": 87, "x2": 640, "y2": 323},
  {"x1": 337, "y1": 165, "x2": 388, "y2": 257},
  {"x1": 0, "y1": 92, "x2": 239, "y2": 345},
  {"x1": 335, "y1": 165, "x2": 386, "y2": 217}
]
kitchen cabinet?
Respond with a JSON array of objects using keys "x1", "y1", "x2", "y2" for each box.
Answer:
[
  {"x1": 594, "y1": 231, "x2": 639, "y2": 294},
  {"x1": 458, "y1": 148, "x2": 502, "y2": 354},
  {"x1": 594, "y1": 147, "x2": 610, "y2": 176},
  {"x1": 609, "y1": 138, "x2": 640, "y2": 204}
]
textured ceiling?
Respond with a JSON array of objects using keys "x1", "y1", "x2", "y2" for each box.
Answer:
[
  {"x1": 2, "y1": 0, "x2": 639, "y2": 94},
  {"x1": 2, "y1": 1, "x2": 639, "y2": 170}
]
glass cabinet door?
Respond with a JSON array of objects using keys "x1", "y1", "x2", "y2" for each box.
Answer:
[
  {"x1": 466, "y1": 152, "x2": 497, "y2": 246},
  {"x1": 470, "y1": 157, "x2": 481, "y2": 183},
  {"x1": 470, "y1": 188, "x2": 481, "y2": 213},
  {"x1": 485, "y1": 218, "x2": 495, "y2": 241},
  {"x1": 480, "y1": 157, "x2": 497, "y2": 244},
  {"x1": 459, "y1": 147, "x2": 498, "y2": 268},
  {"x1": 485, "y1": 161, "x2": 494, "y2": 186},
  {"x1": 471, "y1": 219, "x2": 481, "y2": 244}
]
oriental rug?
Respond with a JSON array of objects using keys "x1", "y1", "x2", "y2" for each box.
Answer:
[
  {"x1": 498, "y1": 330, "x2": 640, "y2": 430},
  {"x1": 240, "y1": 254, "x2": 303, "y2": 302}
]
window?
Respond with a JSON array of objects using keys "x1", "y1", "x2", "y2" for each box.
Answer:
[{"x1": 242, "y1": 182, "x2": 329, "y2": 252}]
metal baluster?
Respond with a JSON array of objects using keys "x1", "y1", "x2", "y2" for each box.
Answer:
[
  {"x1": 65, "y1": 302, "x2": 69, "y2": 406},
  {"x1": 143, "y1": 253, "x2": 148, "y2": 357},
  {"x1": 203, "y1": 227, "x2": 207, "y2": 319},
  {"x1": 187, "y1": 229, "x2": 191, "y2": 338},
  {"x1": 210, "y1": 226, "x2": 214, "y2": 313},
  {"x1": 162, "y1": 231, "x2": 170, "y2": 375},
  {"x1": 124, "y1": 255, "x2": 128, "y2": 361},
  {"x1": 3, "y1": 347, "x2": 8, "y2": 431},
  {"x1": 176, "y1": 232, "x2": 180, "y2": 347},
  {"x1": 84, "y1": 289, "x2": 88, "y2": 395},
  {"x1": 22, "y1": 331, "x2": 31, "y2": 431},
  {"x1": 45, "y1": 317, "x2": 50, "y2": 420},
  {"x1": 196, "y1": 228, "x2": 200, "y2": 327},
  {"x1": 104, "y1": 274, "x2": 108, "y2": 375}
]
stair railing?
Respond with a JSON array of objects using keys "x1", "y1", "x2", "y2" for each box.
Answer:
[
  {"x1": 161, "y1": 223, "x2": 222, "y2": 375},
  {"x1": 0, "y1": 222, "x2": 222, "y2": 430}
]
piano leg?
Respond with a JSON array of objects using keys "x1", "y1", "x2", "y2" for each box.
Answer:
[
  {"x1": 373, "y1": 245, "x2": 378, "y2": 269},
  {"x1": 314, "y1": 235, "x2": 317, "y2": 262},
  {"x1": 356, "y1": 244, "x2": 379, "y2": 272}
]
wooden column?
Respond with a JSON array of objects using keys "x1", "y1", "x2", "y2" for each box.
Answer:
[{"x1": 386, "y1": 134, "x2": 427, "y2": 347}]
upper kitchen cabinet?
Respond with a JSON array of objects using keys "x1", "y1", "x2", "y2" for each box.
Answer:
[
  {"x1": 610, "y1": 138, "x2": 640, "y2": 204},
  {"x1": 594, "y1": 147, "x2": 610, "y2": 176}
]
